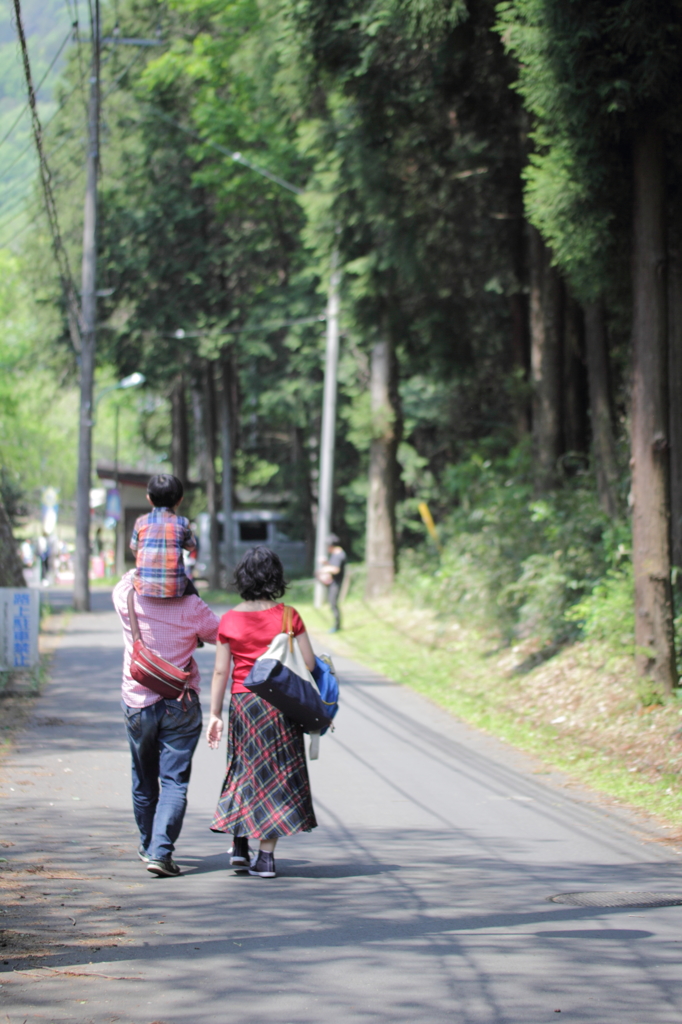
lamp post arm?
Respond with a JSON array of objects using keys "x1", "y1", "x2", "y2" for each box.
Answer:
[{"x1": 93, "y1": 383, "x2": 120, "y2": 409}]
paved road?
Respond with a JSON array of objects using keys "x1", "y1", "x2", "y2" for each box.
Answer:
[{"x1": 1, "y1": 590, "x2": 682, "y2": 1024}]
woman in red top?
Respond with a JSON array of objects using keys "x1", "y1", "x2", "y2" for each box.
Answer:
[{"x1": 207, "y1": 546, "x2": 317, "y2": 878}]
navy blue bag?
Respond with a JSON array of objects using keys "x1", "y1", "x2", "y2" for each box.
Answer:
[
  {"x1": 312, "y1": 655, "x2": 339, "y2": 736},
  {"x1": 243, "y1": 607, "x2": 333, "y2": 734}
]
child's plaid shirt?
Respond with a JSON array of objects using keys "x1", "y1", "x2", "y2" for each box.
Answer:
[{"x1": 130, "y1": 507, "x2": 197, "y2": 598}]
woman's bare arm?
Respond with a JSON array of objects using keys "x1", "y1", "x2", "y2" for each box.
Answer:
[
  {"x1": 207, "y1": 640, "x2": 231, "y2": 749},
  {"x1": 297, "y1": 630, "x2": 316, "y2": 672}
]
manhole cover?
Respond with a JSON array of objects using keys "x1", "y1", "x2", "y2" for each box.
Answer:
[{"x1": 548, "y1": 891, "x2": 682, "y2": 908}]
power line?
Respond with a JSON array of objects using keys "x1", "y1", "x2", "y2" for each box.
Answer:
[
  {"x1": 169, "y1": 315, "x2": 326, "y2": 339},
  {"x1": 0, "y1": 207, "x2": 45, "y2": 252},
  {"x1": 0, "y1": 132, "x2": 84, "y2": 212},
  {"x1": 64, "y1": 0, "x2": 78, "y2": 27},
  {"x1": 0, "y1": 119, "x2": 84, "y2": 193},
  {"x1": 73, "y1": 19, "x2": 90, "y2": 119},
  {"x1": 0, "y1": 147, "x2": 84, "y2": 230},
  {"x1": 145, "y1": 106, "x2": 304, "y2": 195},
  {"x1": 0, "y1": 24, "x2": 74, "y2": 155},
  {"x1": 0, "y1": 85, "x2": 82, "y2": 186},
  {"x1": 101, "y1": 43, "x2": 148, "y2": 101},
  {"x1": 102, "y1": 36, "x2": 163, "y2": 46},
  {"x1": 0, "y1": 40, "x2": 148, "y2": 248},
  {"x1": 0, "y1": 197, "x2": 41, "y2": 237},
  {"x1": 0, "y1": 184, "x2": 39, "y2": 224},
  {"x1": 0, "y1": 154, "x2": 84, "y2": 248},
  {"x1": 11, "y1": 0, "x2": 82, "y2": 352}
]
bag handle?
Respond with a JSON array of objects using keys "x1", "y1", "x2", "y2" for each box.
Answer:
[
  {"x1": 127, "y1": 587, "x2": 142, "y2": 644},
  {"x1": 281, "y1": 604, "x2": 294, "y2": 652}
]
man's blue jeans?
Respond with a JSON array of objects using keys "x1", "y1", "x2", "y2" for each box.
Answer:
[{"x1": 122, "y1": 693, "x2": 202, "y2": 861}]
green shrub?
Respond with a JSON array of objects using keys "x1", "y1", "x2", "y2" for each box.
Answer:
[
  {"x1": 397, "y1": 441, "x2": 630, "y2": 646},
  {"x1": 564, "y1": 564, "x2": 634, "y2": 653},
  {"x1": 503, "y1": 553, "x2": 571, "y2": 644}
]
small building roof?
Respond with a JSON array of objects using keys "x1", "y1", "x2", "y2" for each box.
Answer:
[
  {"x1": 96, "y1": 463, "x2": 150, "y2": 488},
  {"x1": 96, "y1": 463, "x2": 200, "y2": 489}
]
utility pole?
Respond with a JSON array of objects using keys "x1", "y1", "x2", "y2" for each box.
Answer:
[
  {"x1": 74, "y1": 0, "x2": 100, "y2": 612},
  {"x1": 314, "y1": 252, "x2": 341, "y2": 607},
  {"x1": 220, "y1": 355, "x2": 234, "y2": 581},
  {"x1": 114, "y1": 404, "x2": 125, "y2": 576}
]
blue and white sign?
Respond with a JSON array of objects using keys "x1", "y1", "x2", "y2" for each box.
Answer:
[
  {"x1": 105, "y1": 487, "x2": 121, "y2": 522},
  {"x1": 0, "y1": 589, "x2": 40, "y2": 670}
]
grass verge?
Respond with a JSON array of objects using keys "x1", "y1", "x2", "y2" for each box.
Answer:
[
  {"x1": 166, "y1": 578, "x2": 682, "y2": 831},
  {"x1": 0, "y1": 607, "x2": 71, "y2": 765},
  {"x1": 288, "y1": 583, "x2": 682, "y2": 833}
]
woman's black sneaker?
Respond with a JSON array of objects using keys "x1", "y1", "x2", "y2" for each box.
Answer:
[
  {"x1": 248, "y1": 851, "x2": 276, "y2": 878},
  {"x1": 229, "y1": 836, "x2": 252, "y2": 870}
]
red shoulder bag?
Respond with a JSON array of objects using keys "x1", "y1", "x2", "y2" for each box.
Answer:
[{"x1": 126, "y1": 588, "x2": 192, "y2": 701}]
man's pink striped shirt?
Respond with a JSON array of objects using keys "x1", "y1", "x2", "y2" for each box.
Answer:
[{"x1": 113, "y1": 572, "x2": 219, "y2": 708}]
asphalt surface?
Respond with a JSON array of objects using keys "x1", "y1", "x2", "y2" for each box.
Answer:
[{"x1": 1, "y1": 588, "x2": 682, "y2": 1024}]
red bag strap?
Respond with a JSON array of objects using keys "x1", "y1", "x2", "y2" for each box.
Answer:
[{"x1": 127, "y1": 587, "x2": 142, "y2": 644}]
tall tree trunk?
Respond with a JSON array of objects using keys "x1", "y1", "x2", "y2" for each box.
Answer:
[
  {"x1": 509, "y1": 212, "x2": 530, "y2": 439},
  {"x1": 584, "y1": 297, "x2": 619, "y2": 518},
  {"x1": 190, "y1": 365, "x2": 219, "y2": 589},
  {"x1": 219, "y1": 355, "x2": 234, "y2": 579},
  {"x1": 563, "y1": 294, "x2": 588, "y2": 455},
  {"x1": 171, "y1": 375, "x2": 188, "y2": 487},
  {"x1": 668, "y1": 246, "x2": 682, "y2": 570},
  {"x1": 293, "y1": 426, "x2": 315, "y2": 574},
  {"x1": 0, "y1": 498, "x2": 25, "y2": 587},
  {"x1": 529, "y1": 226, "x2": 563, "y2": 490},
  {"x1": 509, "y1": 292, "x2": 530, "y2": 439},
  {"x1": 631, "y1": 127, "x2": 677, "y2": 693},
  {"x1": 227, "y1": 346, "x2": 240, "y2": 457},
  {"x1": 365, "y1": 328, "x2": 401, "y2": 599},
  {"x1": 204, "y1": 362, "x2": 220, "y2": 591}
]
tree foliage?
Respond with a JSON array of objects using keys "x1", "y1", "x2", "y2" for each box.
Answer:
[
  {"x1": 496, "y1": 0, "x2": 682, "y2": 300},
  {"x1": 6, "y1": 0, "x2": 682, "y2": 669}
]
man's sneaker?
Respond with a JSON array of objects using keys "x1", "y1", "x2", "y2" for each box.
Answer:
[
  {"x1": 138, "y1": 845, "x2": 151, "y2": 863},
  {"x1": 248, "y1": 851, "x2": 276, "y2": 878},
  {"x1": 229, "y1": 836, "x2": 252, "y2": 869},
  {"x1": 146, "y1": 856, "x2": 181, "y2": 877}
]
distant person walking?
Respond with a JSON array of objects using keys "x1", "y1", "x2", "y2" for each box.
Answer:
[
  {"x1": 113, "y1": 571, "x2": 219, "y2": 877},
  {"x1": 207, "y1": 547, "x2": 317, "y2": 879},
  {"x1": 316, "y1": 534, "x2": 346, "y2": 633}
]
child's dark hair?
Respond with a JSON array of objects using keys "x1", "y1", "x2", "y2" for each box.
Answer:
[
  {"x1": 234, "y1": 546, "x2": 287, "y2": 602},
  {"x1": 147, "y1": 474, "x2": 184, "y2": 508}
]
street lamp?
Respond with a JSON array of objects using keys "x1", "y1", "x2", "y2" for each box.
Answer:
[
  {"x1": 94, "y1": 371, "x2": 146, "y2": 411},
  {"x1": 94, "y1": 372, "x2": 146, "y2": 578}
]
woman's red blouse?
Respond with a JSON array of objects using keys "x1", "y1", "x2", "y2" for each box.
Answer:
[{"x1": 217, "y1": 603, "x2": 306, "y2": 694}]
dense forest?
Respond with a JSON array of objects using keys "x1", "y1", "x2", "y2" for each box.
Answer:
[{"x1": 2, "y1": 0, "x2": 682, "y2": 698}]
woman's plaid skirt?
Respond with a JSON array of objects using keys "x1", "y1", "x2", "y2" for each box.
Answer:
[{"x1": 211, "y1": 691, "x2": 317, "y2": 839}]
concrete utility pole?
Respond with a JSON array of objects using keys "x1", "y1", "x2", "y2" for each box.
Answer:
[
  {"x1": 74, "y1": 0, "x2": 100, "y2": 612},
  {"x1": 314, "y1": 252, "x2": 341, "y2": 608},
  {"x1": 220, "y1": 356, "x2": 234, "y2": 580}
]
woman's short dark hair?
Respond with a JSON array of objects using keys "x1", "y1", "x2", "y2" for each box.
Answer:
[
  {"x1": 234, "y1": 546, "x2": 287, "y2": 601},
  {"x1": 147, "y1": 474, "x2": 184, "y2": 508}
]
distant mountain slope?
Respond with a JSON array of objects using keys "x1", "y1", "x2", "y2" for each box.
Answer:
[{"x1": 0, "y1": 0, "x2": 74, "y2": 249}]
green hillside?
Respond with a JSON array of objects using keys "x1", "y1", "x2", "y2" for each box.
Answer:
[{"x1": 0, "y1": 0, "x2": 73, "y2": 249}]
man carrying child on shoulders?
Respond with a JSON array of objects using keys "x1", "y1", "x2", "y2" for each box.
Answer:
[{"x1": 113, "y1": 474, "x2": 218, "y2": 878}]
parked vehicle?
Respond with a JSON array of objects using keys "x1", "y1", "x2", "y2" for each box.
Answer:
[{"x1": 195, "y1": 510, "x2": 308, "y2": 583}]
